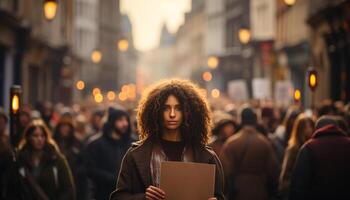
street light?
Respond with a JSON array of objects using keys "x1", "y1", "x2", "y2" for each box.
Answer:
[
  {"x1": 107, "y1": 91, "x2": 116, "y2": 101},
  {"x1": 202, "y1": 71, "x2": 213, "y2": 82},
  {"x1": 211, "y1": 89, "x2": 220, "y2": 98},
  {"x1": 94, "y1": 93, "x2": 103, "y2": 103},
  {"x1": 43, "y1": 0, "x2": 58, "y2": 21},
  {"x1": 118, "y1": 39, "x2": 129, "y2": 52},
  {"x1": 207, "y1": 56, "x2": 219, "y2": 69},
  {"x1": 239, "y1": 27, "x2": 251, "y2": 44},
  {"x1": 307, "y1": 67, "x2": 318, "y2": 109},
  {"x1": 91, "y1": 50, "x2": 102, "y2": 64},
  {"x1": 76, "y1": 80, "x2": 85, "y2": 90},
  {"x1": 294, "y1": 89, "x2": 301, "y2": 103},
  {"x1": 284, "y1": 0, "x2": 296, "y2": 6},
  {"x1": 92, "y1": 87, "x2": 101, "y2": 96},
  {"x1": 10, "y1": 85, "x2": 22, "y2": 148}
]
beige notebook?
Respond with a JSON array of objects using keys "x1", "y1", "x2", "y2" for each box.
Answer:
[{"x1": 160, "y1": 161, "x2": 215, "y2": 200}]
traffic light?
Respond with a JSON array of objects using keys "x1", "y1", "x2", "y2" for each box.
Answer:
[
  {"x1": 10, "y1": 85, "x2": 22, "y2": 148},
  {"x1": 307, "y1": 68, "x2": 318, "y2": 91}
]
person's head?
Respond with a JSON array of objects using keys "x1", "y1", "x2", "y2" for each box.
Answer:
[
  {"x1": 288, "y1": 114, "x2": 315, "y2": 148},
  {"x1": 19, "y1": 110, "x2": 31, "y2": 127},
  {"x1": 103, "y1": 107, "x2": 130, "y2": 137},
  {"x1": 19, "y1": 119, "x2": 58, "y2": 152},
  {"x1": 315, "y1": 115, "x2": 349, "y2": 136},
  {"x1": 91, "y1": 110, "x2": 104, "y2": 131},
  {"x1": 137, "y1": 79, "x2": 211, "y2": 146},
  {"x1": 54, "y1": 119, "x2": 76, "y2": 144},
  {"x1": 0, "y1": 109, "x2": 8, "y2": 133},
  {"x1": 283, "y1": 107, "x2": 302, "y2": 140},
  {"x1": 240, "y1": 106, "x2": 258, "y2": 127},
  {"x1": 212, "y1": 111, "x2": 237, "y2": 140}
]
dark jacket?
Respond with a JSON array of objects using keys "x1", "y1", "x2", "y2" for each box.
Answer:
[
  {"x1": 289, "y1": 125, "x2": 350, "y2": 200},
  {"x1": 110, "y1": 138, "x2": 226, "y2": 200},
  {"x1": 85, "y1": 107, "x2": 135, "y2": 200},
  {"x1": 17, "y1": 145, "x2": 75, "y2": 200},
  {"x1": 221, "y1": 126, "x2": 279, "y2": 200}
]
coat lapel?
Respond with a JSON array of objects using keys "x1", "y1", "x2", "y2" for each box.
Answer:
[{"x1": 132, "y1": 139, "x2": 153, "y2": 188}]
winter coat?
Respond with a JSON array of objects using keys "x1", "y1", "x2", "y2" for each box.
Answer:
[
  {"x1": 221, "y1": 126, "x2": 279, "y2": 200},
  {"x1": 289, "y1": 125, "x2": 350, "y2": 200},
  {"x1": 278, "y1": 145, "x2": 299, "y2": 199},
  {"x1": 17, "y1": 145, "x2": 75, "y2": 200},
  {"x1": 85, "y1": 133, "x2": 133, "y2": 200},
  {"x1": 110, "y1": 138, "x2": 226, "y2": 200}
]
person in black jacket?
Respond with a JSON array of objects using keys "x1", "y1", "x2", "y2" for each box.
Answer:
[
  {"x1": 85, "y1": 107, "x2": 134, "y2": 200},
  {"x1": 110, "y1": 79, "x2": 225, "y2": 200}
]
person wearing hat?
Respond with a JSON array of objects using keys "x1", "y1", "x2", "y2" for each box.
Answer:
[
  {"x1": 221, "y1": 106, "x2": 279, "y2": 200},
  {"x1": 85, "y1": 107, "x2": 134, "y2": 200}
]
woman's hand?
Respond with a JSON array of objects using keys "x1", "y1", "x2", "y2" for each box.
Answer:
[{"x1": 145, "y1": 186, "x2": 165, "y2": 200}]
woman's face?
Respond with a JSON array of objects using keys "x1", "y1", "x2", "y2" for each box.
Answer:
[
  {"x1": 162, "y1": 95, "x2": 183, "y2": 131},
  {"x1": 30, "y1": 127, "x2": 46, "y2": 151},
  {"x1": 302, "y1": 121, "x2": 314, "y2": 142},
  {"x1": 59, "y1": 124, "x2": 71, "y2": 138},
  {"x1": 220, "y1": 123, "x2": 235, "y2": 139}
]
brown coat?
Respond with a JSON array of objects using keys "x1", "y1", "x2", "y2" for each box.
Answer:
[
  {"x1": 279, "y1": 145, "x2": 299, "y2": 198},
  {"x1": 221, "y1": 126, "x2": 279, "y2": 200},
  {"x1": 110, "y1": 138, "x2": 226, "y2": 200}
]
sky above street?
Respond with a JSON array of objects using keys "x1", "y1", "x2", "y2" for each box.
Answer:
[{"x1": 121, "y1": 0, "x2": 191, "y2": 51}]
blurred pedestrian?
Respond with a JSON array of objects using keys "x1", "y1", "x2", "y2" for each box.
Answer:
[
  {"x1": 86, "y1": 110, "x2": 104, "y2": 138},
  {"x1": 17, "y1": 119, "x2": 75, "y2": 200},
  {"x1": 279, "y1": 114, "x2": 314, "y2": 199},
  {"x1": 269, "y1": 107, "x2": 301, "y2": 164},
  {"x1": 221, "y1": 106, "x2": 279, "y2": 200},
  {"x1": 110, "y1": 79, "x2": 225, "y2": 200},
  {"x1": 54, "y1": 119, "x2": 85, "y2": 200},
  {"x1": 289, "y1": 116, "x2": 350, "y2": 200},
  {"x1": 0, "y1": 109, "x2": 11, "y2": 200},
  {"x1": 85, "y1": 107, "x2": 134, "y2": 200},
  {"x1": 209, "y1": 111, "x2": 237, "y2": 160}
]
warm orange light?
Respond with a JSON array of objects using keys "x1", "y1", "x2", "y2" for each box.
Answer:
[
  {"x1": 309, "y1": 74, "x2": 317, "y2": 88},
  {"x1": 239, "y1": 28, "x2": 251, "y2": 44},
  {"x1": 119, "y1": 92, "x2": 128, "y2": 101},
  {"x1": 91, "y1": 50, "x2": 102, "y2": 64},
  {"x1": 118, "y1": 39, "x2": 129, "y2": 52},
  {"x1": 211, "y1": 89, "x2": 220, "y2": 98},
  {"x1": 121, "y1": 85, "x2": 129, "y2": 93},
  {"x1": 76, "y1": 81, "x2": 85, "y2": 90},
  {"x1": 12, "y1": 95, "x2": 20, "y2": 113},
  {"x1": 43, "y1": 0, "x2": 58, "y2": 21},
  {"x1": 207, "y1": 56, "x2": 219, "y2": 69},
  {"x1": 92, "y1": 88, "x2": 101, "y2": 96},
  {"x1": 284, "y1": 0, "x2": 296, "y2": 6},
  {"x1": 294, "y1": 89, "x2": 301, "y2": 101},
  {"x1": 107, "y1": 91, "x2": 116, "y2": 101},
  {"x1": 202, "y1": 72, "x2": 213, "y2": 82},
  {"x1": 94, "y1": 93, "x2": 103, "y2": 103},
  {"x1": 127, "y1": 84, "x2": 136, "y2": 100}
]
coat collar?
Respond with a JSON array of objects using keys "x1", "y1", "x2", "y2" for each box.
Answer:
[{"x1": 312, "y1": 124, "x2": 347, "y2": 139}]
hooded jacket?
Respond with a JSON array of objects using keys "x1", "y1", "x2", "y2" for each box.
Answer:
[
  {"x1": 85, "y1": 108, "x2": 134, "y2": 200},
  {"x1": 289, "y1": 125, "x2": 350, "y2": 200}
]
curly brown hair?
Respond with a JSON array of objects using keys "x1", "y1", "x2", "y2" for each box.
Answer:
[{"x1": 137, "y1": 79, "x2": 212, "y2": 146}]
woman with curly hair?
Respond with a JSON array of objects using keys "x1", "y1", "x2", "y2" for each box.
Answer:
[
  {"x1": 110, "y1": 79, "x2": 225, "y2": 200},
  {"x1": 17, "y1": 119, "x2": 75, "y2": 200}
]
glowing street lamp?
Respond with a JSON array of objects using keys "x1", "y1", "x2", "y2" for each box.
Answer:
[
  {"x1": 92, "y1": 87, "x2": 101, "y2": 96},
  {"x1": 118, "y1": 39, "x2": 129, "y2": 52},
  {"x1": 107, "y1": 91, "x2": 116, "y2": 101},
  {"x1": 307, "y1": 67, "x2": 318, "y2": 109},
  {"x1": 207, "y1": 56, "x2": 219, "y2": 69},
  {"x1": 76, "y1": 80, "x2": 85, "y2": 90},
  {"x1": 202, "y1": 71, "x2": 213, "y2": 82},
  {"x1": 10, "y1": 85, "x2": 22, "y2": 147},
  {"x1": 211, "y1": 89, "x2": 220, "y2": 98},
  {"x1": 239, "y1": 27, "x2": 251, "y2": 44},
  {"x1": 43, "y1": 0, "x2": 58, "y2": 21},
  {"x1": 91, "y1": 50, "x2": 102, "y2": 64},
  {"x1": 294, "y1": 89, "x2": 301, "y2": 102},
  {"x1": 94, "y1": 93, "x2": 103, "y2": 103},
  {"x1": 284, "y1": 0, "x2": 296, "y2": 6}
]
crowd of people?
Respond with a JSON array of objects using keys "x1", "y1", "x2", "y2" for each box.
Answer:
[{"x1": 0, "y1": 79, "x2": 349, "y2": 200}]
